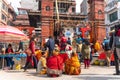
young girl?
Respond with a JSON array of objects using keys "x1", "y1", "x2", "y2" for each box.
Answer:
[{"x1": 81, "y1": 40, "x2": 91, "y2": 69}]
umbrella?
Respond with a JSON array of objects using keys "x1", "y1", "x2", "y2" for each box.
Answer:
[
  {"x1": 0, "y1": 25, "x2": 29, "y2": 42},
  {"x1": 0, "y1": 25, "x2": 29, "y2": 69}
]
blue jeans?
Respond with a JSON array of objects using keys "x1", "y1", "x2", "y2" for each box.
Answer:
[{"x1": 5, "y1": 57, "x2": 14, "y2": 67}]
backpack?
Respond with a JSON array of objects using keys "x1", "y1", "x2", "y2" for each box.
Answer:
[{"x1": 104, "y1": 40, "x2": 110, "y2": 51}]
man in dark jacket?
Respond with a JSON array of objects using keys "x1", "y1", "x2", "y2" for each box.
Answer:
[
  {"x1": 109, "y1": 29, "x2": 120, "y2": 75},
  {"x1": 46, "y1": 36, "x2": 55, "y2": 57}
]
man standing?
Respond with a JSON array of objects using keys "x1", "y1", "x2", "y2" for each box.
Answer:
[
  {"x1": 102, "y1": 37, "x2": 111, "y2": 67},
  {"x1": 46, "y1": 36, "x2": 55, "y2": 57},
  {"x1": 109, "y1": 26, "x2": 120, "y2": 75}
]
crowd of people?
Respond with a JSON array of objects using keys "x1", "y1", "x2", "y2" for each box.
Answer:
[{"x1": 1, "y1": 27, "x2": 120, "y2": 77}]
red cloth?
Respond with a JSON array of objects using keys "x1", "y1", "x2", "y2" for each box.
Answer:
[
  {"x1": 5, "y1": 48, "x2": 14, "y2": 54},
  {"x1": 47, "y1": 55, "x2": 63, "y2": 70},
  {"x1": 7, "y1": 48, "x2": 13, "y2": 53},
  {"x1": 29, "y1": 41, "x2": 35, "y2": 54},
  {"x1": 117, "y1": 29, "x2": 120, "y2": 36},
  {"x1": 61, "y1": 37, "x2": 67, "y2": 43},
  {"x1": 26, "y1": 56, "x2": 34, "y2": 66},
  {"x1": 110, "y1": 53, "x2": 114, "y2": 61},
  {"x1": 69, "y1": 46, "x2": 72, "y2": 50},
  {"x1": 80, "y1": 27, "x2": 91, "y2": 38},
  {"x1": 59, "y1": 53, "x2": 68, "y2": 63},
  {"x1": 98, "y1": 52, "x2": 106, "y2": 60}
]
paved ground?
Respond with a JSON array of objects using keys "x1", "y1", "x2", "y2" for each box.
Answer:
[{"x1": 0, "y1": 65, "x2": 120, "y2": 80}]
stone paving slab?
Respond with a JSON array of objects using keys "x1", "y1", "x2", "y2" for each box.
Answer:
[{"x1": 0, "y1": 66, "x2": 120, "y2": 80}]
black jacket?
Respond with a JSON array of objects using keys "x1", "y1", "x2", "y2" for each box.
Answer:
[{"x1": 109, "y1": 33, "x2": 114, "y2": 49}]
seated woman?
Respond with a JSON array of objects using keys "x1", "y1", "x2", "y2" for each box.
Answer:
[
  {"x1": 65, "y1": 51, "x2": 81, "y2": 75},
  {"x1": 5, "y1": 44, "x2": 14, "y2": 70},
  {"x1": 37, "y1": 51, "x2": 47, "y2": 74},
  {"x1": 35, "y1": 50, "x2": 42, "y2": 61},
  {"x1": 46, "y1": 49, "x2": 64, "y2": 77}
]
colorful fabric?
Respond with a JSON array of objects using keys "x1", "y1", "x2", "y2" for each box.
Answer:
[
  {"x1": 61, "y1": 37, "x2": 67, "y2": 43},
  {"x1": 110, "y1": 53, "x2": 114, "y2": 61},
  {"x1": 35, "y1": 50, "x2": 42, "y2": 60},
  {"x1": 47, "y1": 55, "x2": 63, "y2": 70},
  {"x1": 65, "y1": 54, "x2": 81, "y2": 75},
  {"x1": 76, "y1": 44, "x2": 82, "y2": 53},
  {"x1": 94, "y1": 42, "x2": 101, "y2": 51},
  {"x1": 37, "y1": 57, "x2": 46, "y2": 74},
  {"x1": 29, "y1": 41, "x2": 35, "y2": 54},
  {"x1": 59, "y1": 53, "x2": 68, "y2": 63},
  {"x1": 5, "y1": 48, "x2": 14, "y2": 53},
  {"x1": 76, "y1": 38, "x2": 83, "y2": 44},
  {"x1": 47, "y1": 68, "x2": 62, "y2": 75},
  {"x1": 81, "y1": 44, "x2": 90, "y2": 59},
  {"x1": 47, "y1": 54, "x2": 64, "y2": 76},
  {"x1": 116, "y1": 29, "x2": 120, "y2": 36},
  {"x1": 84, "y1": 59, "x2": 90, "y2": 68}
]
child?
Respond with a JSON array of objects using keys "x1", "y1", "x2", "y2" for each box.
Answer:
[
  {"x1": 37, "y1": 51, "x2": 47, "y2": 74},
  {"x1": 81, "y1": 39, "x2": 90, "y2": 69}
]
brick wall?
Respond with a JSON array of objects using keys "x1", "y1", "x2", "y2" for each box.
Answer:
[
  {"x1": 41, "y1": 0, "x2": 53, "y2": 17},
  {"x1": 41, "y1": 0, "x2": 54, "y2": 46},
  {"x1": 88, "y1": 0, "x2": 106, "y2": 43}
]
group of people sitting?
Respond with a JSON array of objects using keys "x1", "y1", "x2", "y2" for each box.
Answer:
[
  {"x1": 35, "y1": 45, "x2": 81, "y2": 77},
  {"x1": 1, "y1": 35, "x2": 82, "y2": 77}
]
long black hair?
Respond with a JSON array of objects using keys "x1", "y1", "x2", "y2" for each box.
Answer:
[{"x1": 30, "y1": 36, "x2": 36, "y2": 43}]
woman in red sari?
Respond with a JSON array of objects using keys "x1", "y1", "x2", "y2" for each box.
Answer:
[{"x1": 47, "y1": 47, "x2": 68, "y2": 77}]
